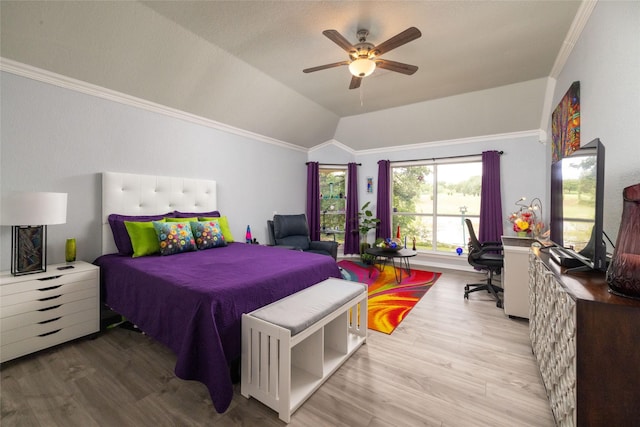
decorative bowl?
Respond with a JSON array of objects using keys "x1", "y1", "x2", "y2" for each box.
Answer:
[{"x1": 376, "y1": 237, "x2": 403, "y2": 252}]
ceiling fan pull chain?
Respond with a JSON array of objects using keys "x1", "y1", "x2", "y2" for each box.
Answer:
[{"x1": 360, "y1": 85, "x2": 364, "y2": 107}]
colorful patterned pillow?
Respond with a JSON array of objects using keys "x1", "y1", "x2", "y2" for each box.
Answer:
[
  {"x1": 189, "y1": 220, "x2": 227, "y2": 250},
  {"x1": 200, "y1": 215, "x2": 234, "y2": 243},
  {"x1": 152, "y1": 221, "x2": 197, "y2": 256}
]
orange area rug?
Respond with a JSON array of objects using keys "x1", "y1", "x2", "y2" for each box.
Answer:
[{"x1": 338, "y1": 259, "x2": 441, "y2": 334}]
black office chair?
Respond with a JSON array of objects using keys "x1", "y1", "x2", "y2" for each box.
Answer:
[
  {"x1": 267, "y1": 214, "x2": 338, "y2": 260},
  {"x1": 464, "y1": 219, "x2": 504, "y2": 308}
]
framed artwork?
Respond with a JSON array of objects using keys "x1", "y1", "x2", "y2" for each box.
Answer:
[
  {"x1": 551, "y1": 81, "x2": 580, "y2": 163},
  {"x1": 11, "y1": 226, "x2": 46, "y2": 275},
  {"x1": 366, "y1": 177, "x2": 373, "y2": 193}
]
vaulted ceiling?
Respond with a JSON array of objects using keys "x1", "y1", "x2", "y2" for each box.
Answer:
[{"x1": 1, "y1": 1, "x2": 582, "y2": 150}]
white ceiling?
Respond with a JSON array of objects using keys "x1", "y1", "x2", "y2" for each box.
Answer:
[
  {"x1": 1, "y1": 1, "x2": 583, "y2": 150},
  {"x1": 144, "y1": 1, "x2": 582, "y2": 117}
]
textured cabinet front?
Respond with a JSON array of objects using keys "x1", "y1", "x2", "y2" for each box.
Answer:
[
  {"x1": 529, "y1": 252, "x2": 640, "y2": 426},
  {"x1": 530, "y1": 256, "x2": 576, "y2": 426},
  {"x1": 0, "y1": 262, "x2": 99, "y2": 363}
]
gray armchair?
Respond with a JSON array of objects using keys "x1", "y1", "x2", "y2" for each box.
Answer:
[{"x1": 267, "y1": 214, "x2": 338, "y2": 260}]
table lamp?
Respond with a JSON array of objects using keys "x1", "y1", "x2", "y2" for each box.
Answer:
[{"x1": 1, "y1": 192, "x2": 67, "y2": 275}]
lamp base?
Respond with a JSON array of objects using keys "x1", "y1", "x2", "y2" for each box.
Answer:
[{"x1": 11, "y1": 225, "x2": 47, "y2": 276}]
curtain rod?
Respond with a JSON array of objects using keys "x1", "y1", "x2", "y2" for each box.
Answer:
[
  {"x1": 306, "y1": 162, "x2": 361, "y2": 166},
  {"x1": 392, "y1": 151, "x2": 504, "y2": 164}
]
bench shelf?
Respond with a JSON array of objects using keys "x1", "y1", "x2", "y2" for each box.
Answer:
[{"x1": 241, "y1": 278, "x2": 367, "y2": 423}]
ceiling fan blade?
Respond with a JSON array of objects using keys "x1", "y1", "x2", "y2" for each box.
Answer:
[
  {"x1": 375, "y1": 59, "x2": 418, "y2": 75},
  {"x1": 303, "y1": 60, "x2": 350, "y2": 73},
  {"x1": 373, "y1": 27, "x2": 422, "y2": 56},
  {"x1": 349, "y1": 76, "x2": 362, "y2": 90},
  {"x1": 323, "y1": 30, "x2": 356, "y2": 53}
]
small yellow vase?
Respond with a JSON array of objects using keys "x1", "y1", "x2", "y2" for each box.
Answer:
[{"x1": 65, "y1": 238, "x2": 76, "y2": 263}]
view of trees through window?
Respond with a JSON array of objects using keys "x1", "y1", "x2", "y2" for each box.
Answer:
[
  {"x1": 561, "y1": 155, "x2": 596, "y2": 252},
  {"x1": 392, "y1": 161, "x2": 482, "y2": 253},
  {"x1": 319, "y1": 168, "x2": 346, "y2": 244}
]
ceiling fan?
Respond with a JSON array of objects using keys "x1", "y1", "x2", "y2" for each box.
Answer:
[{"x1": 303, "y1": 27, "x2": 421, "y2": 89}]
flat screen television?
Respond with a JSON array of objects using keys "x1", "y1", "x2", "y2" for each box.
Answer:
[{"x1": 549, "y1": 137, "x2": 609, "y2": 272}]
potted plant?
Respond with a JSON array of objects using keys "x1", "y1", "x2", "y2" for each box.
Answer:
[{"x1": 357, "y1": 201, "x2": 380, "y2": 263}]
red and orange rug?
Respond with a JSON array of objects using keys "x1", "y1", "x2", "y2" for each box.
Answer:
[{"x1": 338, "y1": 259, "x2": 441, "y2": 334}]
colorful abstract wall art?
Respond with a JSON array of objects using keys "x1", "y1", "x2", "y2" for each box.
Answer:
[{"x1": 551, "y1": 81, "x2": 580, "y2": 163}]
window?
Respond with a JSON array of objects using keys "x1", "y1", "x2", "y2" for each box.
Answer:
[
  {"x1": 392, "y1": 160, "x2": 482, "y2": 253},
  {"x1": 319, "y1": 167, "x2": 346, "y2": 244}
]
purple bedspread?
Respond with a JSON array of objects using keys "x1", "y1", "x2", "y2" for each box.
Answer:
[{"x1": 94, "y1": 243, "x2": 341, "y2": 413}]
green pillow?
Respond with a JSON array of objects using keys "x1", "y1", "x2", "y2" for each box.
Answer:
[
  {"x1": 200, "y1": 216, "x2": 234, "y2": 242},
  {"x1": 124, "y1": 219, "x2": 166, "y2": 257},
  {"x1": 166, "y1": 217, "x2": 197, "y2": 222}
]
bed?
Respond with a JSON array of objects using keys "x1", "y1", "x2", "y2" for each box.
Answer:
[{"x1": 94, "y1": 172, "x2": 341, "y2": 413}]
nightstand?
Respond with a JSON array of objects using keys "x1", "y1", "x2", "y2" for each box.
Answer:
[{"x1": 0, "y1": 261, "x2": 99, "y2": 363}]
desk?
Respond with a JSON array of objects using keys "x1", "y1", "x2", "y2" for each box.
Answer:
[
  {"x1": 501, "y1": 236, "x2": 537, "y2": 318},
  {"x1": 365, "y1": 247, "x2": 417, "y2": 284}
]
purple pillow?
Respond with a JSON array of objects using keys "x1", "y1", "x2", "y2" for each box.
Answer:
[
  {"x1": 173, "y1": 210, "x2": 220, "y2": 218},
  {"x1": 108, "y1": 212, "x2": 175, "y2": 255}
]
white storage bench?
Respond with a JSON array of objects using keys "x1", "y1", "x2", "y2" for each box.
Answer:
[{"x1": 241, "y1": 278, "x2": 368, "y2": 422}]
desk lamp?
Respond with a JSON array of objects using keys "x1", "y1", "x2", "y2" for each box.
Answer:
[{"x1": 1, "y1": 192, "x2": 67, "y2": 275}]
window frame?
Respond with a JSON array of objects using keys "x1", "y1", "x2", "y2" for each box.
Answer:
[
  {"x1": 319, "y1": 165, "x2": 348, "y2": 244},
  {"x1": 391, "y1": 156, "x2": 482, "y2": 254}
]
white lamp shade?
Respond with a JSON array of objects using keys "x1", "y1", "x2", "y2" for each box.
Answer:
[
  {"x1": 349, "y1": 58, "x2": 376, "y2": 77},
  {"x1": 1, "y1": 192, "x2": 67, "y2": 226}
]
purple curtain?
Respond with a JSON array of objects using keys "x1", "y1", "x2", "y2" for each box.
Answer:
[
  {"x1": 478, "y1": 151, "x2": 503, "y2": 243},
  {"x1": 376, "y1": 160, "x2": 392, "y2": 240},
  {"x1": 344, "y1": 162, "x2": 360, "y2": 255},
  {"x1": 306, "y1": 162, "x2": 320, "y2": 241}
]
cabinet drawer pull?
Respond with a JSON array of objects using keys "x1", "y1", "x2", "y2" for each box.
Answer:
[
  {"x1": 37, "y1": 285, "x2": 62, "y2": 292},
  {"x1": 38, "y1": 275, "x2": 62, "y2": 281},
  {"x1": 38, "y1": 305, "x2": 62, "y2": 312},
  {"x1": 38, "y1": 317, "x2": 61, "y2": 324},
  {"x1": 38, "y1": 329, "x2": 61, "y2": 337},
  {"x1": 38, "y1": 295, "x2": 61, "y2": 302}
]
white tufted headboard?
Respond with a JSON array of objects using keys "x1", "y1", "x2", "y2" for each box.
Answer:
[{"x1": 101, "y1": 172, "x2": 217, "y2": 254}]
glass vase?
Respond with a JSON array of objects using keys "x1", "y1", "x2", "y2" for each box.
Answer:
[
  {"x1": 606, "y1": 183, "x2": 640, "y2": 299},
  {"x1": 65, "y1": 238, "x2": 76, "y2": 263}
]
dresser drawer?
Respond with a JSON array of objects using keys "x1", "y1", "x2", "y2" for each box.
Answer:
[
  {"x1": 0, "y1": 269, "x2": 98, "y2": 297},
  {"x1": 1, "y1": 307, "x2": 97, "y2": 346},
  {"x1": 0, "y1": 279, "x2": 96, "y2": 310},
  {"x1": 1, "y1": 297, "x2": 98, "y2": 333},
  {"x1": 1, "y1": 320, "x2": 99, "y2": 363}
]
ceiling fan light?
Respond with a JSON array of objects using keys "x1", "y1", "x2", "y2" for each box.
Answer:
[{"x1": 349, "y1": 58, "x2": 376, "y2": 77}]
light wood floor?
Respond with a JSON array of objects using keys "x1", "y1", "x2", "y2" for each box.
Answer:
[{"x1": 1, "y1": 268, "x2": 554, "y2": 426}]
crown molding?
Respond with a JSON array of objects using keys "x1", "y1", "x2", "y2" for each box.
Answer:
[
  {"x1": 0, "y1": 57, "x2": 307, "y2": 153},
  {"x1": 550, "y1": 0, "x2": 597, "y2": 78},
  {"x1": 309, "y1": 139, "x2": 356, "y2": 155}
]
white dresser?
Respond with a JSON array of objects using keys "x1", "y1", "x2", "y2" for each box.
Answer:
[
  {"x1": 501, "y1": 236, "x2": 537, "y2": 318},
  {"x1": 0, "y1": 261, "x2": 99, "y2": 363}
]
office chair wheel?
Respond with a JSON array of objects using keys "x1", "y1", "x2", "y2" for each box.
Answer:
[{"x1": 496, "y1": 300, "x2": 503, "y2": 309}]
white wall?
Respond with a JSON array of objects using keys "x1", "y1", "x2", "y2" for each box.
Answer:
[
  {"x1": 552, "y1": 1, "x2": 640, "y2": 243},
  {"x1": 0, "y1": 72, "x2": 308, "y2": 270}
]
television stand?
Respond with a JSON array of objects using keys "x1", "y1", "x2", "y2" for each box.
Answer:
[{"x1": 549, "y1": 246, "x2": 592, "y2": 272}]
